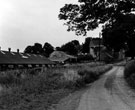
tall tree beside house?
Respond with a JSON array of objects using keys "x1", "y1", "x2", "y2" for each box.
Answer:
[
  {"x1": 71, "y1": 40, "x2": 80, "y2": 46},
  {"x1": 43, "y1": 42, "x2": 54, "y2": 57},
  {"x1": 58, "y1": 0, "x2": 135, "y2": 57},
  {"x1": 102, "y1": 14, "x2": 135, "y2": 58},
  {"x1": 82, "y1": 37, "x2": 92, "y2": 54},
  {"x1": 59, "y1": 40, "x2": 81, "y2": 55},
  {"x1": 60, "y1": 42, "x2": 77, "y2": 55},
  {"x1": 71, "y1": 40, "x2": 82, "y2": 54}
]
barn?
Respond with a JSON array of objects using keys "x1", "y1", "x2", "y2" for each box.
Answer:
[
  {"x1": 49, "y1": 51, "x2": 77, "y2": 64},
  {"x1": 0, "y1": 48, "x2": 55, "y2": 71}
]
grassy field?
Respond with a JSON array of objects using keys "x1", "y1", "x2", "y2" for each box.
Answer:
[{"x1": 0, "y1": 62, "x2": 112, "y2": 110}]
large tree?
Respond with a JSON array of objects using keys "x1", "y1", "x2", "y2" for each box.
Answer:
[
  {"x1": 59, "y1": 0, "x2": 135, "y2": 56},
  {"x1": 59, "y1": 0, "x2": 135, "y2": 35},
  {"x1": 82, "y1": 37, "x2": 91, "y2": 53},
  {"x1": 58, "y1": 40, "x2": 81, "y2": 55},
  {"x1": 24, "y1": 42, "x2": 54, "y2": 57},
  {"x1": 102, "y1": 14, "x2": 135, "y2": 57},
  {"x1": 43, "y1": 42, "x2": 54, "y2": 57},
  {"x1": 24, "y1": 43, "x2": 43, "y2": 54}
]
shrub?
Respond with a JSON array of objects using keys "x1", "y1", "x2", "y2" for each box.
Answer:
[
  {"x1": 124, "y1": 60, "x2": 135, "y2": 89},
  {"x1": 124, "y1": 60, "x2": 135, "y2": 78},
  {"x1": 77, "y1": 65, "x2": 112, "y2": 85}
]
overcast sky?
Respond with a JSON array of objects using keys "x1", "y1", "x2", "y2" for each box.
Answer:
[{"x1": 0, "y1": 0, "x2": 101, "y2": 52}]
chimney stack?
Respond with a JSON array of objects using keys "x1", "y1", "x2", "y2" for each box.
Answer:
[
  {"x1": 8, "y1": 48, "x2": 11, "y2": 52},
  {"x1": 17, "y1": 49, "x2": 19, "y2": 53}
]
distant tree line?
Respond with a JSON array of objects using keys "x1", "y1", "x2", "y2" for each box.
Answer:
[
  {"x1": 24, "y1": 42, "x2": 54, "y2": 57},
  {"x1": 24, "y1": 37, "x2": 99, "y2": 57}
]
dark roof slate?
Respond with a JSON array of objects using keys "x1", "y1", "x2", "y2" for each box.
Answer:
[{"x1": 0, "y1": 51, "x2": 54, "y2": 65}]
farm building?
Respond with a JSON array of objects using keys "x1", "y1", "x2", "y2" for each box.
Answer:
[
  {"x1": 0, "y1": 48, "x2": 55, "y2": 70},
  {"x1": 89, "y1": 38, "x2": 104, "y2": 58},
  {"x1": 49, "y1": 51, "x2": 77, "y2": 64},
  {"x1": 89, "y1": 38, "x2": 114, "y2": 61},
  {"x1": 89, "y1": 38, "x2": 126, "y2": 61}
]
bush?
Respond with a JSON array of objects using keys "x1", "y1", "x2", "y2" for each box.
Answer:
[
  {"x1": 77, "y1": 65, "x2": 112, "y2": 85},
  {"x1": 124, "y1": 60, "x2": 135, "y2": 89},
  {"x1": 124, "y1": 60, "x2": 135, "y2": 78}
]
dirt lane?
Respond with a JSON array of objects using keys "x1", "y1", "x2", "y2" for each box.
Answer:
[
  {"x1": 77, "y1": 67, "x2": 118, "y2": 110},
  {"x1": 53, "y1": 67, "x2": 135, "y2": 110},
  {"x1": 77, "y1": 67, "x2": 135, "y2": 110}
]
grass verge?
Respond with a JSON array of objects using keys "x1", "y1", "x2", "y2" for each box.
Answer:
[
  {"x1": 77, "y1": 64, "x2": 113, "y2": 85},
  {"x1": 0, "y1": 63, "x2": 112, "y2": 110}
]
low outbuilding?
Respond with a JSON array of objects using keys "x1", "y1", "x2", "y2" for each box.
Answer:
[
  {"x1": 49, "y1": 51, "x2": 77, "y2": 64},
  {"x1": 0, "y1": 48, "x2": 55, "y2": 70}
]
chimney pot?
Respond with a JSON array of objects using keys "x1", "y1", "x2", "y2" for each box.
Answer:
[
  {"x1": 17, "y1": 49, "x2": 19, "y2": 53},
  {"x1": 8, "y1": 48, "x2": 11, "y2": 52}
]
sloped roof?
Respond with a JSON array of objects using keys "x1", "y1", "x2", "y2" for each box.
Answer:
[
  {"x1": 49, "y1": 51, "x2": 76, "y2": 62},
  {"x1": 0, "y1": 50, "x2": 54, "y2": 65}
]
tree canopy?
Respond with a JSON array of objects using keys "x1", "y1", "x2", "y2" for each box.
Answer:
[
  {"x1": 24, "y1": 42, "x2": 54, "y2": 57},
  {"x1": 59, "y1": 0, "x2": 135, "y2": 57},
  {"x1": 58, "y1": 40, "x2": 81, "y2": 55},
  {"x1": 24, "y1": 43, "x2": 43, "y2": 54},
  {"x1": 43, "y1": 42, "x2": 54, "y2": 57},
  {"x1": 82, "y1": 37, "x2": 92, "y2": 53},
  {"x1": 59, "y1": 0, "x2": 135, "y2": 36}
]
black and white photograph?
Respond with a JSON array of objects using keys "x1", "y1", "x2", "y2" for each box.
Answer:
[{"x1": 0, "y1": 0, "x2": 135, "y2": 110}]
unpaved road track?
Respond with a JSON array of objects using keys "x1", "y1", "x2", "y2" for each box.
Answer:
[{"x1": 52, "y1": 66, "x2": 135, "y2": 110}]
